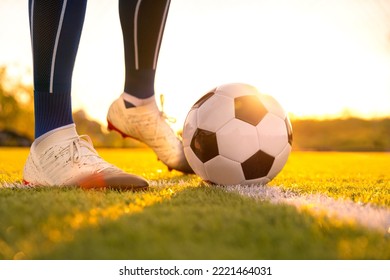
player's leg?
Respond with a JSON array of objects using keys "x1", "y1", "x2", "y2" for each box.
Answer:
[
  {"x1": 24, "y1": 0, "x2": 148, "y2": 190},
  {"x1": 107, "y1": 0, "x2": 193, "y2": 173},
  {"x1": 120, "y1": 0, "x2": 169, "y2": 106},
  {"x1": 29, "y1": 0, "x2": 85, "y2": 139}
]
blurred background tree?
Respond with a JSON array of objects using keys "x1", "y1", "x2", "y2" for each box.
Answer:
[
  {"x1": 1, "y1": 65, "x2": 389, "y2": 150},
  {"x1": 292, "y1": 118, "x2": 390, "y2": 151},
  {"x1": 0, "y1": 66, "x2": 34, "y2": 145},
  {"x1": 0, "y1": 65, "x2": 144, "y2": 147}
]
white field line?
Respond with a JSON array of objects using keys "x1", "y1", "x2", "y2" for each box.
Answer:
[{"x1": 224, "y1": 185, "x2": 390, "y2": 235}]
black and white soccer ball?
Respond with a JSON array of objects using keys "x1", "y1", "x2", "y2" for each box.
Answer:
[{"x1": 183, "y1": 83, "x2": 293, "y2": 186}]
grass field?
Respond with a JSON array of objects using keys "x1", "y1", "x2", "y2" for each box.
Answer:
[{"x1": 0, "y1": 147, "x2": 389, "y2": 260}]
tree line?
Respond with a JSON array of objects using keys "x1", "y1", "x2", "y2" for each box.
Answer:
[{"x1": 1, "y1": 66, "x2": 389, "y2": 150}]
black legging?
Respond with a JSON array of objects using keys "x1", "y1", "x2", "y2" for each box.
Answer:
[{"x1": 28, "y1": 0, "x2": 170, "y2": 138}]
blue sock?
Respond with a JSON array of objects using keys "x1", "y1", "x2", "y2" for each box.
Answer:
[
  {"x1": 34, "y1": 92, "x2": 73, "y2": 138},
  {"x1": 29, "y1": 0, "x2": 87, "y2": 138}
]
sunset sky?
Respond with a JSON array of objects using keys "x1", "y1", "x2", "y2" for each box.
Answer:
[{"x1": 1, "y1": 0, "x2": 390, "y2": 131}]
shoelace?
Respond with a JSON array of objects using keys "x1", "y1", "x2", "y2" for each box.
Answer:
[
  {"x1": 69, "y1": 135, "x2": 113, "y2": 173},
  {"x1": 159, "y1": 94, "x2": 177, "y2": 124}
]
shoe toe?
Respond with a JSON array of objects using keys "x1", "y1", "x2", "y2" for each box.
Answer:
[
  {"x1": 166, "y1": 155, "x2": 194, "y2": 174},
  {"x1": 78, "y1": 172, "x2": 149, "y2": 191}
]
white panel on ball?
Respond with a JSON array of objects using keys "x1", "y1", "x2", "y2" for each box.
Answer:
[
  {"x1": 259, "y1": 94, "x2": 287, "y2": 119},
  {"x1": 182, "y1": 109, "x2": 198, "y2": 148},
  {"x1": 256, "y1": 114, "x2": 288, "y2": 157},
  {"x1": 205, "y1": 155, "x2": 245, "y2": 185},
  {"x1": 197, "y1": 94, "x2": 234, "y2": 132},
  {"x1": 216, "y1": 83, "x2": 260, "y2": 99},
  {"x1": 217, "y1": 119, "x2": 260, "y2": 162},
  {"x1": 267, "y1": 144, "x2": 292, "y2": 180},
  {"x1": 242, "y1": 176, "x2": 270, "y2": 186},
  {"x1": 183, "y1": 146, "x2": 208, "y2": 180}
]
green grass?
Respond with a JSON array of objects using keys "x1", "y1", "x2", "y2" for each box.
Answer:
[
  {"x1": 0, "y1": 147, "x2": 389, "y2": 260},
  {"x1": 272, "y1": 152, "x2": 390, "y2": 206}
]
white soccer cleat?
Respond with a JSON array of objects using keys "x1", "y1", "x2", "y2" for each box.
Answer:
[
  {"x1": 107, "y1": 94, "x2": 193, "y2": 174},
  {"x1": 23, "y1": 124, "x2": 148, "y2": 190}
]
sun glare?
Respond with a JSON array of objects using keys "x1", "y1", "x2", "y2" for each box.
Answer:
[{"x1": 152, "y1": 1, "x2": 390, "y2": 128}]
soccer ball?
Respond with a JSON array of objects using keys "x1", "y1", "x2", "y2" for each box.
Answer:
[{"x1": 183, "y1": 83, "x2": 293, "y2": 186}]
